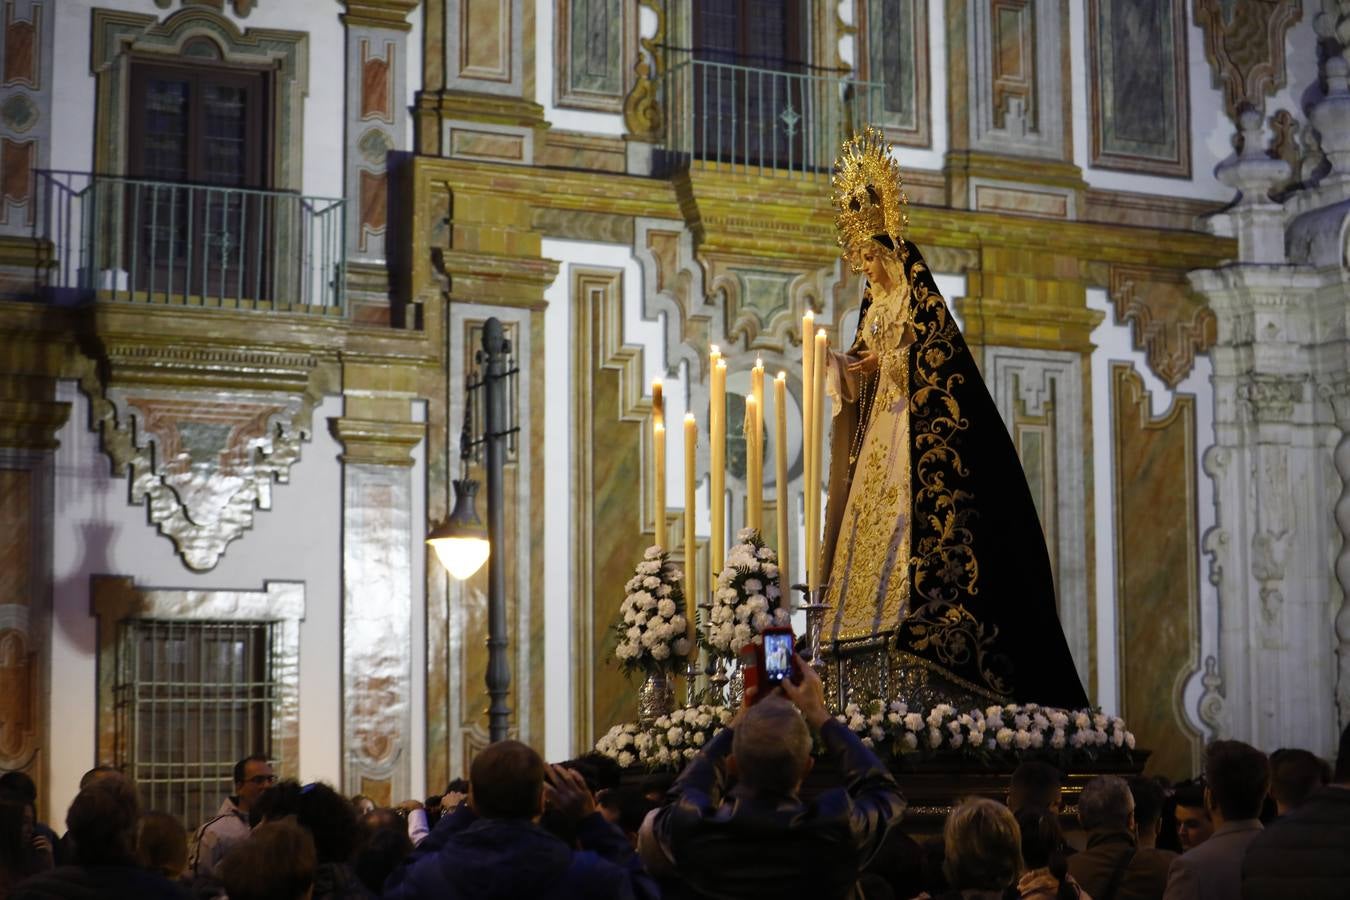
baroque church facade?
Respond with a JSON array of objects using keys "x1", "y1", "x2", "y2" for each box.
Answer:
[{"x1": 0, "y1": 0, "x2": 1344, "y2": 826}]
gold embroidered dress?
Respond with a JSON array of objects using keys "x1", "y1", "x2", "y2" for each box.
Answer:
[{"x1": 823, "y1": 278, "x2": 915, "y2": 642}]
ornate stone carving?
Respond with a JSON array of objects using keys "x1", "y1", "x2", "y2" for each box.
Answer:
[
  {"x1": 74, "y1": 345, "x2": 323, "y2": 571},
  {"x1": 1237, "y1": 373, "x2": 1304, "y2": 422},
  {"x1": 1194, "y1": 0, "x2": 1303, "y2": 119},
  {"x1": 622, "y1": 0, "x2": 663, "y2": 139},
  {"x1": 1108, "y1": 264, "x2": 1217, "y2": 388},
  {"x1": 1198, "y1": 655, "x2": 1227, "y2": 737}
]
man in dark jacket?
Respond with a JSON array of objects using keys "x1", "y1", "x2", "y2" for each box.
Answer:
[
  {"x1": 383, "y1": 739, "x2": 657, "y2": 899},
  {"x1": 1241, "y1": 724, "x2": 1350, "y2": 900},
  {"x1": 643, "y1": 655, "x2": 906, "y2": 899},
  {"x1": 1067, "y1": 774, "x2": 1174, "y2": 900}
]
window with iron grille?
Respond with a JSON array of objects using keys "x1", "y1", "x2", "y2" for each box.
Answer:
[{"x1": 115, "y1": 620, "x2": 279, "y2": 831}]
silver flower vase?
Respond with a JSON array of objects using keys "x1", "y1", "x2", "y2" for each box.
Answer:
[
  {"x1": 638, "y1": 670, "x2": 675, "y2": 725},
  {"x1": 728, "y1": 665, "x2": 744, "y2": 708}
]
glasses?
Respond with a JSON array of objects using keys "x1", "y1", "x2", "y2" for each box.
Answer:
[{"x1": 244, "y1": 774, "x2": 276, "y2": 786}]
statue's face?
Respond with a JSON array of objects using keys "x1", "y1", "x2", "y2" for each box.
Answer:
[{"x1": 857, "y1": 242, "x2": 894, "y2": 291}]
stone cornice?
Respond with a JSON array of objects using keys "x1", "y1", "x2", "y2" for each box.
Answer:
[
  {"x1": 342, "y1": 0, "x2": 420, "y2": 31},
  {"x1": 330, "y1": 416, "x2": 424, "y2": 466}
]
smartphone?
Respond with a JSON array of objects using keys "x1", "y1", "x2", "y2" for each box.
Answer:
[{"x1": 759, "y1": 627, "x2": 795, "y2": 687}]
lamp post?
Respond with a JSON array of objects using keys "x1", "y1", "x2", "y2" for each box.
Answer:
[{"x1": 426, "y1": 316, "x2": 517, "y2": 744}]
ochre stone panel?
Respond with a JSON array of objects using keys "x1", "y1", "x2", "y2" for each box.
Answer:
[{"x1": 1112, "y1": 363, "x2": 1202, "y2": 780}]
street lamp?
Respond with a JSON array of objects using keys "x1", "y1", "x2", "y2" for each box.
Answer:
[
  {"x1": 426, "y1": 317, "x2": 517, "y2": 743},
  {"x1": 427, "y1": 478, "x2": 489, "y2": 579}
]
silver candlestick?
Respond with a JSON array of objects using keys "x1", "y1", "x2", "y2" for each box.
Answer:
[{"x1": 795, "y1": 582, "x2": 830, "y2": 679}]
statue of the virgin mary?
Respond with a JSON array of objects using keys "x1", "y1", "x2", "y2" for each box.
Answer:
[{"x1": 819, "y1": 128, "x2": 1089, "y2": 712}]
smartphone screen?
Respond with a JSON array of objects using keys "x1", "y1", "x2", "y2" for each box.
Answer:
[{"x1": 763, "y1": 631, "x2": 794, "y2": 684}]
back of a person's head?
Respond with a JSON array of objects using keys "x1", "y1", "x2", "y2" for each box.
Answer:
[
  {"x1": 1172, "y1": 777, "x2": 1205, "y2": 810},
  {"x1": 78, "y1": 765, "x2": 122, "y2": 791},
  {"x1": 469, "y1": 740, "x2": 547, "y2": 820},
  {"x1": 67, "y1": 775, "x2": 140, "y2": 866},
  {"x1": 221, "y1": 818, "x2": 316, "y2": 900},
  {"x1": 353, "y1": 810, "x2": 413, "y2": 895},
  {"x1": 1127, "y1": 776, "x2": 1165, "y2": 831},
  {"x1": 1205, "y1": 740, "x2": 1269, "y2": 820},
  {"x1": 943, "y1": 796, "x2": 1023, "y2": 890},
  {"x1": 1269, "y1": 748, "x2": 1331, "y2": 810},
  {"x1": 598, "y1": 786, "x2": 657, "y2": 837},
  {"x1": 294, "y1": 781, "x2": 359, "y2": 864},
  {"x1": 1014, "y1": 806, "x2": 1065, "y2": 870},
  {"x1": 136, "y1": 810, "x2": 187, "y2": 879},
  {"x1": 730, "y1": 697, "x2": 811, "y2": 796},
  {"x1": 250, "y1": 779, "x2": 304, "y2": 828},
  {"x1": 1009, "y1": 761, "x2": 1062, "y2": 812},
  {"x1": 576, "y1": 752, "x2": 623, "y2": 793},
  {"x1": 1077, "y1": 775, "x2": 1132, "y2": 832}
]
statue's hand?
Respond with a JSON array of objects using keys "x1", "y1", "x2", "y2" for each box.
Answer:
[{"x1": 847, "y1": 350, "x2": 879, "y2": 377}]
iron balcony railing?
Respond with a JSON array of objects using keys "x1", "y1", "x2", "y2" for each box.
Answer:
[
  {"x1": 654, "y1": 56, "x2": 884, "y2": 177},
  {"x1": 37, "y1": 171, "x2": 345, "y2": 314}
]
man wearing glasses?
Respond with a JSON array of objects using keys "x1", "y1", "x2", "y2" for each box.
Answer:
[{"x1": 189, "y1": 754, "x2": 275, "y2": 877}]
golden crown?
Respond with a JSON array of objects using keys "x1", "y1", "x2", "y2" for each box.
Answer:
[{"x1": 831, "y1": 126, "x2": 909, "y2": 268}]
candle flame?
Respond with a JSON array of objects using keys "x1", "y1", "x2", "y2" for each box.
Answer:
[
  {"x1": 684, "y1": 412, "x2": 695, "y2": 423},
  {"x1": 776, "y1": 371, "x2": 787, "y2": 381}
]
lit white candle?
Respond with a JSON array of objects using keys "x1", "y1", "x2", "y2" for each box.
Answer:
[
  {"x1": 710, "y1": 357, "x2": 726, "y2": 585},
  {"x1": 744, "y1": 393, "x2": 759, "y2": 533},
  {"x1": 653, "y1": 419, "x2": 666, "y2": 548},
  {"x1": 683, "y1": 412, "x2": 697, "y2": 640},
  {"x1": 801, "y1": 311, "x2": 815, "y2": 588},
  {"x1": 808, "y1": 329, "x2": 828, "y2": 589},
  {"x1": 774, "y1": 372, "x2": 790, "y2": 607}
]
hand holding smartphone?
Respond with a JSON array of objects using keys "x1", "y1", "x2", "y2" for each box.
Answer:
[{"x1": 740, "y1": 627, "x2": 800, "y2": 705}]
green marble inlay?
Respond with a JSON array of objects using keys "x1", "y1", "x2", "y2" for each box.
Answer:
[
  {"x1": 735, "y1": 269, "x2": 793, "y2": 323},
  {"x1": 570, "y1": 0, "x2": 622, "y2": 95}
]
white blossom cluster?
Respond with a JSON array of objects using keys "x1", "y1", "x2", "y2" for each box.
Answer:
[
  {"x1": 834, "y1": 700, "x2": 1136, "y2": 759},
  {"x1": 707, "y1": 528, "x2": 792, "y2": 654},
  {"x1": 612, "y1": 545, "x2": 692, "y2": 676},
  {"x1": 595, "y1": 704, "x2": 735, "y2": 769}
]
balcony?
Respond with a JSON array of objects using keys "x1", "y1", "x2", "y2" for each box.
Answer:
[
  {"x1": 654, "y1": 56, "x2": 883, "y2": 178},
  {"x1": 37, "y1": 172, "x2": 346, "y2": 315}
]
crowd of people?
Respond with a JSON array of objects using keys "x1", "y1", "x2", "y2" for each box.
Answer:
[{"x1": 1, "y1": 659, "x2": 1347, "y2": 899}]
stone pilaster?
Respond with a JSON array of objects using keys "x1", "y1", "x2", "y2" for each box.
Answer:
[{"x1": 330, "y1": 382, "x2": 424, "y2": 805}]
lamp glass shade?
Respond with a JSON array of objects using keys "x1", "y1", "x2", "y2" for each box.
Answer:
[{"x1": 427, "y1": 479, "x2": 490, "y2": 580}]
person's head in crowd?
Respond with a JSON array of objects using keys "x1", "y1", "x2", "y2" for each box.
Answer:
[
  {"x1": 1127, "y1": 776, "x2": 1166, "y2": 848},
  {"x1": 136, "y1": 810, "x2": 188, "y2": 880},
  {"x1": 353, "y1": 809, "x2": 413, "y2": 895},
  {"x1": 598, "y1": 787, "x2": 657, "y2": 845},
  {"x1": 1172, "y1": 778, "x2": 1212, "y2": 851},
  {"x1": 78, "y1": 765, "x2": 122, "y2": 791},
  {"x1": 0, "y1": 772, "x2": 38, "y2": 823},
  {"x1": 1015, "y1": 806, "x2": 1074, "y2": 900},
  {"x1": 575, "y1": 752, "x2": 623, "y2": 795},
  {"x1": 1077, "y1": 775, "x2": 1134, "y2": 835},
  {"x1": 67, "y1": 774, "x2": 139, "y2": 867},
  {"x1": 350, "y1": 794, "x2": 375, "y2": 817},
  {"x1": 294, "y1": 781, "x2": 359, "y2": 865},
  {"x1": 221, "y1": 818, "x2": 316, "y2": 900},
  {"x1": 1268, "y1": 748, "x2": 1331, "y2": 815},
  {"x1": 234, "y1": 755, "x2": 276, "y2": 814},
  {"x1": 1009, "y1": 761, "x2": 1063, "y2": 814},
  {"x1": 640, "y1": 772, "x2": 675, "y2": 805},
  {"x1": 0, "y1": 793, "x2": 30, "y2": 884},
  {"x1": 250, "y1": 779, "x2": 304, "y2": 828},
  {"x1": 469, "y1": 740, "x2": 547, "y2": 821},
  {"x1": 943, "y1": 796, "x2": 1024, "y2": 892},
  {"x1": 728, "y1": 696, "x2": 814, "y2": 796},
  {"x1": 1204, "y1": 740, "x2": 1269, "y2": 825}
]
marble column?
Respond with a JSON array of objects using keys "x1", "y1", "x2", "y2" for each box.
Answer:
[{"x1": 1189, "y1": 61, "x2": 1350, "y2": 754}]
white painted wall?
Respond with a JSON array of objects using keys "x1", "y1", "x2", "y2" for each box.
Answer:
[{"x1": 48, "y1": 384, "x2": 345, "y2": 822}]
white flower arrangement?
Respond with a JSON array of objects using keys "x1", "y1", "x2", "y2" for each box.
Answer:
[
  {"x1": 595, "y1": 704, "x2": 735, "y2": 769},
  {"x1": 610, "y1": 545, "x2": 692, "y2": 677},
  {"x1": 595, "y1": 698, "x2": 1136, "y2": 770},
  {"x1": 706, "y1": 528, "x2": 791, "y2": 655},
  {"x1": 833, "y1": 700, "x2": 1136, "y2": 762}
]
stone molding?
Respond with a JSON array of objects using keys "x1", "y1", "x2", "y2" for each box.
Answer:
[
  {"x1": 342, "y1": 0, "x2": 420, "y2": 31},
  {"x1": 1194, "y1": 0, "x2": 1303, "y2": 119},
  {"x1": 1108, "y1": 264, "x2": 1217, "y2": 389},
  {"x1": 330, "y1": 417, "x2": 424, "y2": 466}
]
